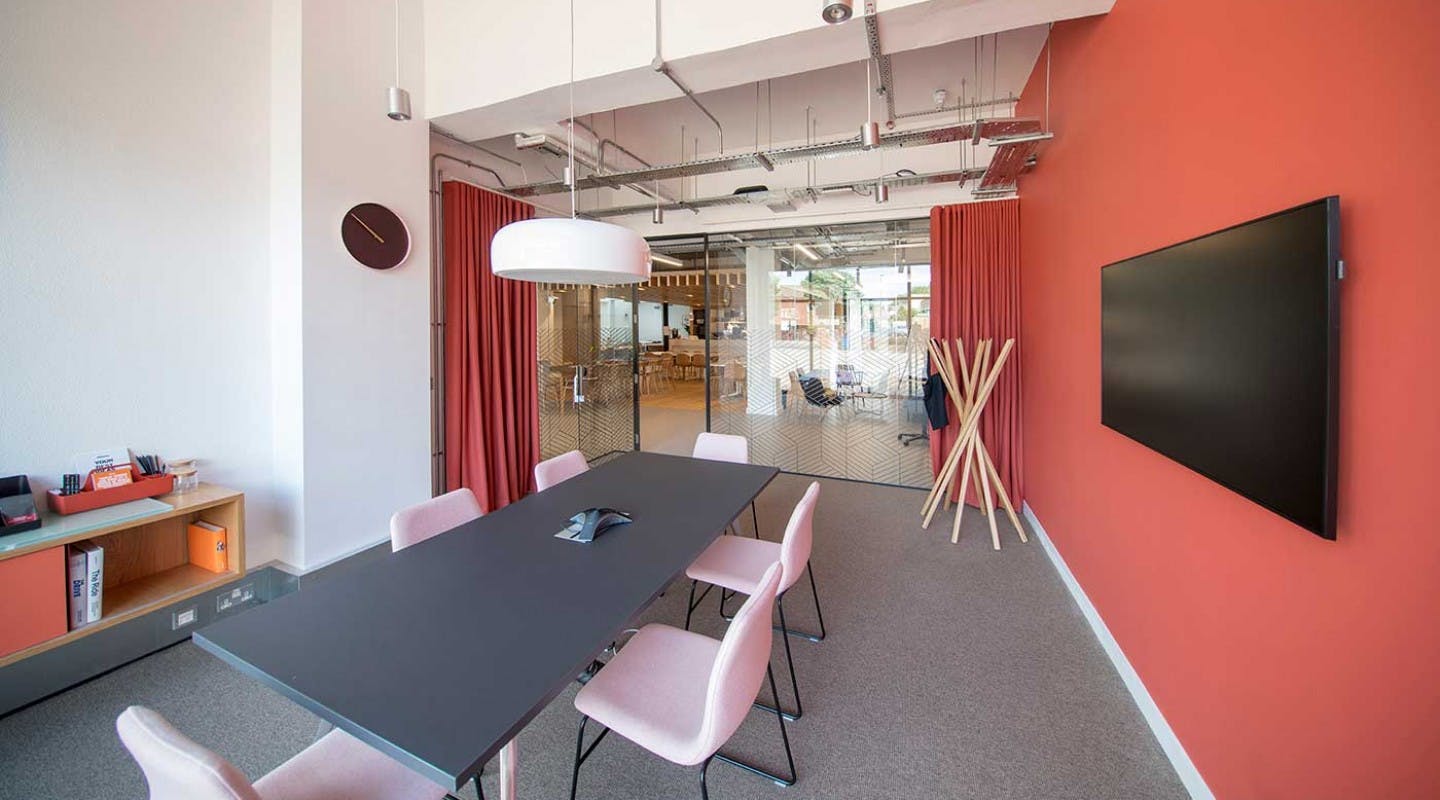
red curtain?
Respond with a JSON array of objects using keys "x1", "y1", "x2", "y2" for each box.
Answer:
[
  {"x1": 928, "y1": 199, "x2": 1023, "y2": 505},
  {"x1": 443, "y1": 182, "x2": 539, "y2": 512}
]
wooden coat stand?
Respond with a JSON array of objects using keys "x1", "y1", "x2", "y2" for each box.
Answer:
[{"x1": 919, "y1": 337, "x2": 1027, "y2": 550}]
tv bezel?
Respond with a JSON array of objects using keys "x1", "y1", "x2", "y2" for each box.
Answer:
[{"x1": 1099, "y1": 196, "x2": 1341, "y2": 540}]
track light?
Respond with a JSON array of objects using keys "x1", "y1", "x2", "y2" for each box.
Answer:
[
  {"x1": 651, "y1": 253, "x2": 683, "y2": 267},
  {"x1": 821, "y1": 0, "x2": 853, "y2": 24},
  {"x1": 794, "y1": 243, "x2": 821, "y2": 261},
  {"x1": 874, "y1": 182, "x2": 890, "y2": 204}
]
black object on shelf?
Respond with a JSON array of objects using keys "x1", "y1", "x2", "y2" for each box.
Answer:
[{"x1": 0, "y1": 475, "x2": 42, "y2": 537}]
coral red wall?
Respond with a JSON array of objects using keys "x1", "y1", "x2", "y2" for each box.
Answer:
[{"x1": 1016, "y1": 2, "x2": 1440, "y2": 797}]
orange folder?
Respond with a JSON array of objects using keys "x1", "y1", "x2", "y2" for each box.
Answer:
[{"x1": 187, "y1": 522, "x2": 228, "y2": 573}]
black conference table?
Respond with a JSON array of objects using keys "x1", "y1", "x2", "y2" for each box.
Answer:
[{"x1": 195, "y1": 451, "x2": 778, "y2": 799}]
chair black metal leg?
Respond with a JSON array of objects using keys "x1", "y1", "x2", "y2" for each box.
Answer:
[
  {"x1": 804, "y1": 562, "x2": 827, "y2": 642},
  {"x1": 713, "y1": 664, "x2": 797, "y2": 787},
  {"x1": 685, "y1": 579, "x2": 698, "y2": 631},
  {"x1": 726, "y1": 564, "x2": 827, "y2": 643},
  {"x1": 753, "y1": 593, "x2": 802, "y2": 721},
  {"x1": 750, "y1": 501, "x2": 761, "y2": 539},
  {"x1": 700, "y1": 756, "x2": 713, "y2": 800},
  {"x1": 569, "y1": 715, "x2": 611, "y2": 800}
]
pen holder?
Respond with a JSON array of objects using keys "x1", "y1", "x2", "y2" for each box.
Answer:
[
  {"x1": 46, "y1": 467, "x2": 175, "y2": 515},
  {"x1": 0, "y1": 475, "x2": 42, "y2": 537}
]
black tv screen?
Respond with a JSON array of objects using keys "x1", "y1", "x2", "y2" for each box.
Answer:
[{"x1": 1101, "y1": 198, "x2": 1340, "y2": 539}]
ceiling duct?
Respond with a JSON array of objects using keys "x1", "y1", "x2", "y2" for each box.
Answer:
[
  {"x1": 584, "y1": 167, "x2": 987, "y2": 219},
  {"x1": 506, "y1": 119, "x2": 1039, "y2": 198}
]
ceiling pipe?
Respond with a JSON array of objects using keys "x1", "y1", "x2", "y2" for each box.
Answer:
[
  {"x1": 430, "y1": 124, "x2": 528, "y2": 180},
  {"x1": 653, "y1": 0, "x2": 724, "y2": 154},
  {"x1": 507, "y1": 118, "x2": 1036, "y2": 197},
  {"x1": 582, "y1": 166, "x2": 987, "y2": 219},
  {"x1": 567, "y1": 117, "x2": 687, "y2": 209}
]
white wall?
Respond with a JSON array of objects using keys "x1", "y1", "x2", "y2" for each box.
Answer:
[
  {"x1": 0, "y1": 0, "x2": 280, "y2": 565},
  {"x1": 0, "y1": 0, "x2": 432, "y2": 572},
  {"x1": 282, "y1": 0, "x2": 432, "y2": 569}
]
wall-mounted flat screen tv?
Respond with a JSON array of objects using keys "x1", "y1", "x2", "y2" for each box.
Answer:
[{"x1": 1101, "y1": 197, "x2": 1340, "y2": 539}]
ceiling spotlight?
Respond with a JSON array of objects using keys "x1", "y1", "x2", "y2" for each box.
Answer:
[
  {"x1": 821, "y1": 0, "x2": 853, "y2": 24},
  {"x1": 386, "y1": 1, "x2": 410, "y2": 121},
  {"x1": 652, "y1": 206, "x2": 665, "y2": 225},
  {"x1": 387, "y1": 86, "x2": 412, "y2": 121},
  {"x1": 875, "y1": 182, "x2": 890, "y2": 204},
  {"x1": 861, "y1": 121, "x2": 880, "y2": 149}
]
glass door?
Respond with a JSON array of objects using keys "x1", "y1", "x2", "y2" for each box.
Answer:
[
  {"x1": 634, "y1": 235, "x2": 709, "y2": 455},
  {"x1": 537, "y1": 284, "x2": 637, "y2": 462}
]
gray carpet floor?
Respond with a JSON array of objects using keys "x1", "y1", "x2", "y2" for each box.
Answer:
[{"x1": 0, "y1": 474, "x2": 1187, "y2": 800}]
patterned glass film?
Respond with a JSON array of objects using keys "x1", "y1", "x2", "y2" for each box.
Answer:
[
  {"x1": 537, "y1": 284, "x2": 636, "y2": 462},
  {"x1": 536, "y1": 220, "x2": 934, "y2": 488},
  {"x1": 707, "y1": 226, "x2": 934, "y2": 488}
]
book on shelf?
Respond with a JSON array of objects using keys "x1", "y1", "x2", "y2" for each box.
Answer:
[
  {"x1": 66, "y1": 540, "x2": 104, "y2": 628},
  {"x1": 66, "y1": 546, "x2": 87, "y2": 630}
]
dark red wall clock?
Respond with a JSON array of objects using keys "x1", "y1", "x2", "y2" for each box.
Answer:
[{"x1": 341, "y1": 203, "x2": 410, "y2": 270}]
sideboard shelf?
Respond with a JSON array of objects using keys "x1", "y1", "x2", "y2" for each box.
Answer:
[{"x1": 0, "y1": 483, "x2": 244, "y2": 668}]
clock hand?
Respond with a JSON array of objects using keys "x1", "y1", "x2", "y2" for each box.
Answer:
[{"x1": 349, "y1": 212, "x2": 385, "y2": 244}]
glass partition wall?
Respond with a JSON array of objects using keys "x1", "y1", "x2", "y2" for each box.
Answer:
[
  {"x1": 536, "y1": 218, "x2": 933, "y2": 488},
  {"x1": 537, "y1": 283, "x2": 636, "y2": 462}
]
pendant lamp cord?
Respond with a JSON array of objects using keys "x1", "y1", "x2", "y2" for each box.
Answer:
[
  {"x1": 393, "y1": 0, "x2": 401, "y2": 85},
  {"x1": 568, "y1": 0, "x2": 577, "y2": 219}
]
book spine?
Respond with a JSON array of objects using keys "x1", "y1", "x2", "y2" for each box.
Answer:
[
  {"x1": 85, "y1": 543, "x2": 104, "y2": 623},
  {"x1": 67, "y1": 546, "x2": 88, "y2": 629}
]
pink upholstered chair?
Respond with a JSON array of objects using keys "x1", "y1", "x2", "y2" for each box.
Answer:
[
  {"x1": 691, "y1": 433, "x2": 761, "y2": 539},
  {"x1": 534, "y1": 449, "x2": 589, "y2": 491},
  {"x1": 569, "y1": 563, "x2": 794, "y2": 799},
  {"x1": 684, "y1": 482, "x2": 826, "y2": 721},
  {"x1": 692, "y1": 432, "x2": 747, "y2": 463},
  {"x1": 116, "y1": 705, "x2": 448, "y2": 800},
  {"x1": 389, "y1": 488, "x2": 483, "y2": 552}
]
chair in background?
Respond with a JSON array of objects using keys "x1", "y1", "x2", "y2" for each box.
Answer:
[
  {"x1": 535, "y1": 449, "x2": 589, "y2": 491},
  {"x1": 684, "y1": 482, "x2": 826, "y2": 721},
  {"x1": 850, "y1": 368, "x2": 891, "y2": 416},
  {"x1": 693, "y1": 433, "x2": 761, "y2": 539},
  {"x1": 786, "y1": 370, "x2": 807, "y2": 415},
  {"x1": 389, "y1": 488, "x2": 483, "y2": 552},
  {"x1": 117, "y1": 706, "x2": 449, "y2": 800},
  {"x1": 799, "y1": 374, "x2": 843, "y2": 416},
  {"x1": 569, "y1": 564, "x2": 795, "y2": 799}
]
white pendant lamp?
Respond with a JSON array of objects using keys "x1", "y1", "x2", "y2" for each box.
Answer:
[
  {"x1": 489, "y1": 0, "x2": 651, "y2": 285},
  {"x1": 492, "y1": 218, "x2": 651, "y2": 284}
]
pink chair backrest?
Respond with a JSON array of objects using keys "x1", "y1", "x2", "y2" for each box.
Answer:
[
  {"x1": 389, "y1": 488, "x2": 483, "y2": 552},
  {"x1": 117, "y1": 706, "x2": 261, "y2": 800},
  {"x1": 692, "y1": 432, "x2": 748, "y2": 464},
  {"x1": 534, "y1": 449, "x2": 589, "y2": 491},
  {"x1": 777, "y1": 482, "x2": 820, "y2": 593},
  {"x1": 693, "y1": 562, "x2": 783, "y2": 763}
]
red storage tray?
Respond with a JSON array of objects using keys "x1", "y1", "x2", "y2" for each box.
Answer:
[{"x1": 46, "y1": 468, "x2": 175, "y2": 515}]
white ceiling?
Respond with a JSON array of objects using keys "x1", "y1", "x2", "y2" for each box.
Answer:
[{"x1": 428, "y1": 0, "x2": 1113, "y2": 233}]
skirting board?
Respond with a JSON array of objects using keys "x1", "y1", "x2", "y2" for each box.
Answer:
[{"x1": 1022, "y1": 502, "x2": 1215, "y2": 800}]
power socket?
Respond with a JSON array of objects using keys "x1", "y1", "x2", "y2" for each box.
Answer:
[
  {"x1": 216, "y1": 583, "x2": 256, "y2": 613},
  {"x1": 172, "y1": 606, "x2": 198, "y2": 630}
]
